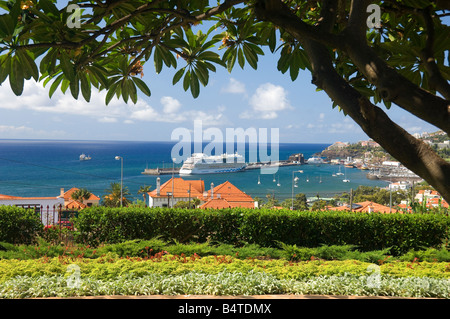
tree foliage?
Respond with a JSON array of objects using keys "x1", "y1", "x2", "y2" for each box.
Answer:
[
  {"x1": 0, "y1": 0, "x2": 449, "y2": 201},
  {"x1": 102, "y1": 182, "x2": 132, "y2": 207}
]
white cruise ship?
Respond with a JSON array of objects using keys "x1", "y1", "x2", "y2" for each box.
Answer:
[
  {"x1": 179, "y1": 153, "x2": 246, "y2": 175},
  {"x1": 306, "y1": 157, "x2": 324, "y2": 164}
]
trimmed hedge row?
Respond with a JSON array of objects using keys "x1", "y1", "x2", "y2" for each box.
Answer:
[
  {"x1": 72, "y1": 207, "x2": 450, "y2": 255},
  {"x1": 0, "y1": 206, "x2": 42, "y2": 244}
]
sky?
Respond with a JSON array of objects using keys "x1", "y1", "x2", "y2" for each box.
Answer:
[{"x1": 0, "y1": 3, "x2": 441, "y2": 144}]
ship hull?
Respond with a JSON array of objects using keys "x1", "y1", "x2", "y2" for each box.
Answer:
[{"x1": 179, "y1": 165, "x2": 246, "y2": 175}]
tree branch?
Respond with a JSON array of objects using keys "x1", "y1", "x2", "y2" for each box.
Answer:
[
  {"x1": 253, "y1": 0, "x2": 344, "y2": 50},
  {"x1": 420, "y1": 7, "x2": 450, "y2": 99},
  {"x1": 347, "y1": 0, "x2": 372, "y2": 40},
  {"x1": 301, "y1": 37, "x2": 450, "y2": 203},
  {"x1": 342, "y1": 29, "x2": 450, "y2": 135}
]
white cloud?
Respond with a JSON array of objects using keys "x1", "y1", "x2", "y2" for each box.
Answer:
[
  {"x1": 0, "y1": 124, "x2": 66, "y2": 139},
  {"x1": 98, "y1": 117, "x2": 118, "y2": 123},
  {"x1": 161, "y1": 96, "x2": 181, "y2": 114},
  {"x1": 0, "y1": 80, "x2": 226, "y2": 126},
  {"x1": 241, "y1": 83, "x2": 293, "y2": 120},
  {"x1": 328, "y1": 122, "x2": 357, "y2": 134},
  {"x1": 221, "y1": 78, "x2": 247, "y2": 94}
]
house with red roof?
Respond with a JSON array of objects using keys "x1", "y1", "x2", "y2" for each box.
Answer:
[
  {"x1": 199, "y1": 181, "x2": 257, "y2": 209},
  {"x1": 328, "y1": 201, "x2": 398, "y2": 213},
  {"x1": 147, "y1": 177, "x2": 256, "y2": 209},
  {"x1": 147, "y1": 177, "x2": 205, "y2": 208},
  {"x1": 0, "y1": 192, "x2": 65, "y2": 225},
  {"x1": 60, "y1": 188, "x2": 100, "y2": 209}
]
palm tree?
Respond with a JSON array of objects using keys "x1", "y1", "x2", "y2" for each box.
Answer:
[
  {"x1": 137, "y1": 185, "x2": 152, "y2": 206},
  {"x1": 71, "y1": 188, "x2": 92, "y2": 204},
  {"x1": 102, "y1": 182, "x2": 132, "y2": 207}
]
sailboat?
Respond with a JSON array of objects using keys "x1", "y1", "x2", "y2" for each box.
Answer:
[
  {"x1": 319, "y1": 175, "x2": 323, "y2": 183},
  {"x1": 277, "y1": 175, "x2": 281, "y2": 187},
  {"x1": 258, "y1": 175, "x2": 261, "y2": 185},
  {"x1": 336, "y1": 165, "x2": 344, "y2": 176},
  {"x1": 343, "y1": 167, "x2": 350, "y2": 183},
  {"x1": 273, "y1": 174, "x2": 276, "y2": 182},
  {"x1": 306, "y1": 176, "x2": 309, "y2": 182}
]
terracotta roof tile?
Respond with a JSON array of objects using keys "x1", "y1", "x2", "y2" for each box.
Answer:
[
  {"x1": 63, "y1": 188, "x2": 100, "y2": 201},
  {"x1": 148, "y1": 178, "x2": 205, "y2": 198}
]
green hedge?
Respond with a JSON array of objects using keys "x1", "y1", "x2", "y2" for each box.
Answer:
[
  {"x1": 73, "y1": 207, "x2": 449, "y2": 255},
  {"x1": 0, "y1": 206, "x2": 42, "y2": 244}
]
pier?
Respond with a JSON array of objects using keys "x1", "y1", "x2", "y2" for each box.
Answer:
[
  {"x1": 141, "y1": 168, "x2": 180, "y2": 175},
  {"x1": 141, "y1": 161, "x2": 303, "y2": 175}
]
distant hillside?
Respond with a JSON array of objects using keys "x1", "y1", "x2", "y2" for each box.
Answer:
[{"x1": 320, "y1": 140, "x2": 393, "y2": 163}]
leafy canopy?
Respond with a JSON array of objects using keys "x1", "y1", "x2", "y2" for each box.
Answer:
[{"x1": 0, "y1": 0, "x2": 448, "y2": 107}]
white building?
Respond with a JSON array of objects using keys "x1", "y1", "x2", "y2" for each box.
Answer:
[
  {"x1": 0, "y1": 193, "x2": 64, "y2": 225},
  {"x1": 388, "y1": 181, "x2": 411, "y2": 191}
]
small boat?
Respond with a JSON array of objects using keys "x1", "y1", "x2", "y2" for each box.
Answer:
[
  {"x1": 277, "y1": 175, "x2": 281, "y2": 187},
  {"x1": 343, "y1": 167, "x2": 350, "y2": 182},
  {"x1": 258, "y1": 175, "x2": 261, "y2": 185},
  {"x1": 336, "y1": 166, "x2": 344, "y2": 176},
  {"x1": 79, "y1": 153, "x2": 91, "y2": 161}
]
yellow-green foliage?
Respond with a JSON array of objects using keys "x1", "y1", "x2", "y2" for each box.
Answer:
[{"x1": 1, "y1": 254, "x2": 449, "y2": 284}]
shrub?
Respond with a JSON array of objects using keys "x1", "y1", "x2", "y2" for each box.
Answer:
[
  {"x1": 72, "y1": 207, "x2": 449, "y2": 255},
  {"x1": 0, "y1": 206, "x2": 42, "y2": 244}
]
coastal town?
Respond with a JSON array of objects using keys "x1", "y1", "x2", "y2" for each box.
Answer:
[{"x1": 1, "y1": 130, "x2": 448, "y2": 227}]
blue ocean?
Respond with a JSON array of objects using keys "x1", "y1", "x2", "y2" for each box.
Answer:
[{"x1": 0, "y1": 139, "x2": 388, "y2": 201}]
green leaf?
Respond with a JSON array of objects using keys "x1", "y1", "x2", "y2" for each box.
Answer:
[
  {"x1": 16, "y1": 49, "x2": 39, "y2": 81},
  {"x1": 105, "y1": 81, "x2": 120, "y2": 105},
  {"x1": 243, "y1": 43, "x2": 258, "y2": 69},
  {"x1": 129, "y1": 80, "x2": 138, "y2": 104},
  {"x1": 9, "y1": 56, "x2": 24, "y2": 95},
  {"x1": 183, "y1": 70, "x2": 190, "y2": 91},
  {"x1": 237, "y1": 47, "x2": 245, "y2": 69},
  {"x1": 195, "y1": 62, "x2": 209, "y2": 86},
  {"x1": 172, "y1": 67, "x2": 185, "y2": 85},
  {"x1": 154, "y1": 47, "x2": 163, "y2": 74},
  {"x1": 38, "y1": 0, "x2": 61, "y2": 18},
  {"x1": 0, "y1": 14, "x2": 15, "y2": 38},
  {"x1": 80, "y1": 72, "x2": 91, "y2": 102},
  {"x1": 0, "y1": 54, "x2": 11, "y2": 85},
  {"x1": 121, "y1": 79, "x2": 129, "y2": 103},
  {"x1": 226, "y1": 51, "x2": 237, "y2": 73},
  {"x1": 69, "y1": 77, "x2": 79, "y2": 99},
  {"x1": 190, "y1": 71, "x2": 200, "y2": 98},
  {"x1": 60, "y1": 52, "x2": 75, "y2": 82},
  {"x1": 132, "y1": 76, "x2": 151, "y2": 96},
  {"x1": 49, "y1": 73, "x2": 64, "y2": 98}
]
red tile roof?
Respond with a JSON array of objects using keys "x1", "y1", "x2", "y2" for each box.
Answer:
[
  {"x1": 65, "y1": 200, "x2": 87, "y2": 209},
  {"x1": 62, "y1": 188, "x2": 100, "y2": 201},
  {"x1": 148, "y1": 177, "x2": 205, "y2": 198},
  {"x1": 0, "y1": 194, "x2": 62, "y2": 201},
  {"x1": 200, "y1": 181, "x2": 255, "y2": 209},
  {"x1": 328, "y1": 201, "x2": 398, "y2": 213}
]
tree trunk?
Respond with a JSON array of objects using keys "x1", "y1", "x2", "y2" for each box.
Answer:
[
  {"x1": 255, "y1": 1, "x2": 450, "y2": 204},
  {"x1": 301, "y1": 39, "x2": 450, "y2": 204}
]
